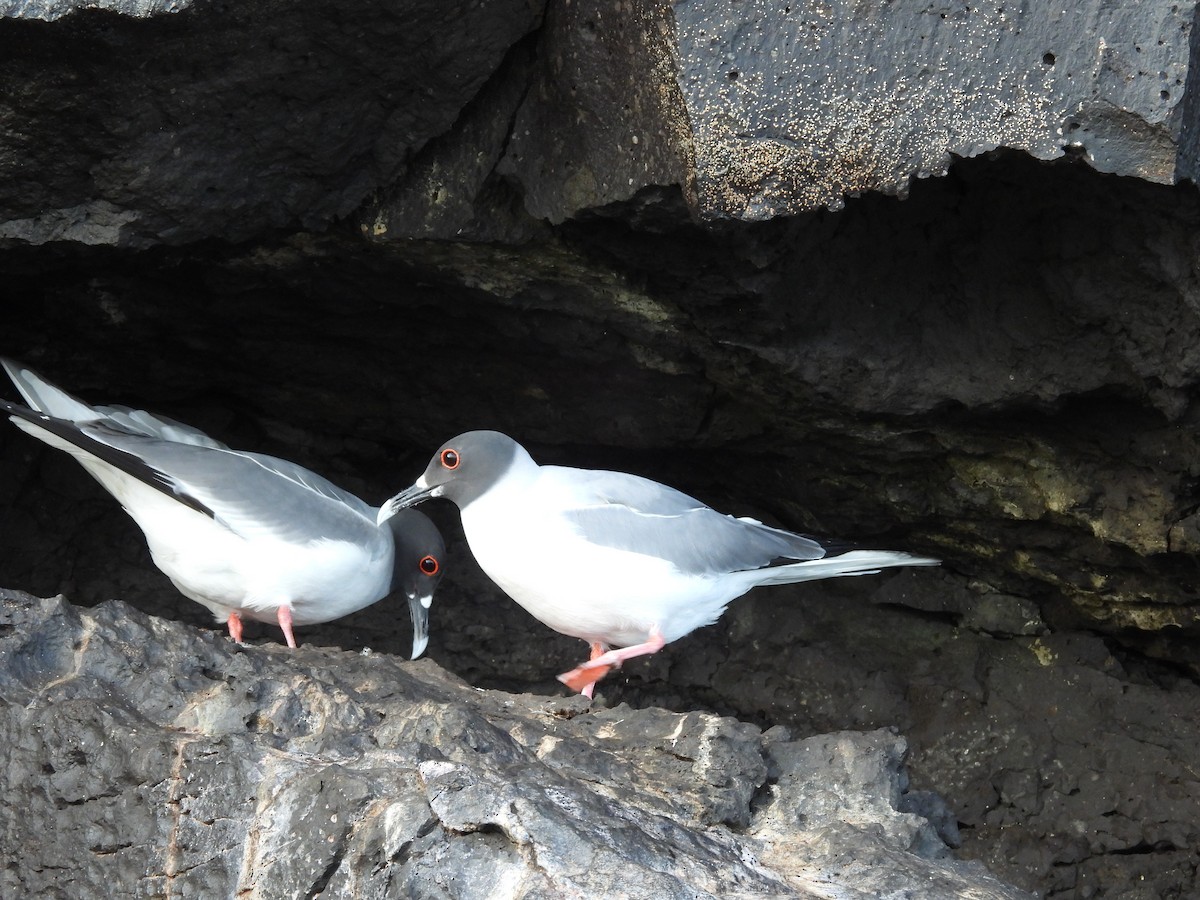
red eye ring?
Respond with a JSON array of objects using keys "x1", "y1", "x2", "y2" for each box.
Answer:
[
  {"x1": 440, "y1": 448, "x2": 460, "y2": 470},
  {"x1": 419, "y1": 555, "x2": 440, "y2": 576}
]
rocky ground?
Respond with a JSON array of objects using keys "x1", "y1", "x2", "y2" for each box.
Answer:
[{"x1": 1, "y1": 589, "x2": 1035, "y2": 899}]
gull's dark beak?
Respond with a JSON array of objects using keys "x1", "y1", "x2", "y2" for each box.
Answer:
[
  {"x1": 406, "y1": 588, "x2": 431, "y2": 660},
  {"x1": 377, "y1": 480, "x2": 438, "y2": 525}
]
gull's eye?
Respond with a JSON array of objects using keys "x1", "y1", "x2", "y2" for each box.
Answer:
[
  {"x1": 419, "y1": 555, "x2": 440, "y2": 576},
  {"x1": 440, "y1": 448, "x2": 460, "y2": 470}
]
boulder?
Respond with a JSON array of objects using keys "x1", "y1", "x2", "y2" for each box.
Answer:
[{"x1": 0, "y1": 590, "x2": 1032, "y2": 898}]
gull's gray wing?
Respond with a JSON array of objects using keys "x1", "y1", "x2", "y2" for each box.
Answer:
[
  {"x1": 4, "y1": 400, "x2": 378, "y2": 546},
  {"x1": 87, "y1": 405, "x2": 231, "y2": 450},
  {"x1": 551, "y1": 466, "x2": 827, "y2": 577},
  {"x1": 88, "y1": 427, "x2": 378, "y2": 544}
]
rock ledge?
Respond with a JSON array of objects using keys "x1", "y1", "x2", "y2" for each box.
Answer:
[{"x1": 0, "y1": 590, "x2": 1029, "y2": 899}]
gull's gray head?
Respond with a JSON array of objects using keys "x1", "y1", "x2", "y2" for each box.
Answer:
[
  {"x1": 378, "y1": 431, "x2": 522, "y2": 524},
  {"x1": 384, "y1": 507, "x2": 446, "y2": 660}
]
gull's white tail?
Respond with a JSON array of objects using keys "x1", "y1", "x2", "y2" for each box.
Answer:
[
  {"x1": 2, "y1": 358, "x2": 97, "y2": 421},
  {"x1": 750, "y1": 549, "x2": 940, "y2": 586},
  {"x1": 1, "y1": 357, "x2": 225, "y2": 449}
]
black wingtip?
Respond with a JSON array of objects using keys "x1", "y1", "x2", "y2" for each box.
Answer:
[{"x1": 2, "y1": 401, "x2": 216, "y2": 520}]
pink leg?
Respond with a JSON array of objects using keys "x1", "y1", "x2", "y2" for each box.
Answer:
[
  {"x1": 581, "y1": 641, "x2": 608, "y2": 700},
  {"x1": 277, "y1": 606, "x2": 297, "y2": 649},
  {"x1": 227, "y1": 611, "x2": 244, "y2": 643},
  {"x1": 558, "y1": 628, "x2": 665, "y2": 695}
]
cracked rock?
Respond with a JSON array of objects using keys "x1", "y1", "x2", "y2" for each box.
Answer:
[{"x1": 0, "y1": 589, "x2": 1031, "y2": 898}]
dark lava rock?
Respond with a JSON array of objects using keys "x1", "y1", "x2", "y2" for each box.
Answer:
[
  {"x1": 493, "y1": 0, "x2": 1193, "y2": 222},
  {"x1": 670, "y1": 0, "x2": 1192, "y2": 218},
  {"x1": 0, "y1": 0, "x2": 542, "y2": 246},
  {"x1": 0, "y1": 589, "x2": 1031, "y2": 898}
]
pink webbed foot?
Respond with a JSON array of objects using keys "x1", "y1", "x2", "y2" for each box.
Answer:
[
  {"x1": 557, "y1": 629, "x2": 666, "y2": 695},
  {"x1": 561, "y1": 663, "x2": 612, "y2": 696},
  {"x1": 575, "y1": 642, "x2": 610, "y2": 699},
  {"x1": 226, "y1": 611, "x2": 244, "y2": 643},
  {"x1": 277, "y1": 606, "x2": 297, "y2": 649}
]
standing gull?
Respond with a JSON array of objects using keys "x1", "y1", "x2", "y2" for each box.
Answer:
[
  {"x1": 379, "y1": 430, "x2": 939, "y2": 696},
  {"x1": 1, "y1": 359, "x2": 444, "y2": 656}
]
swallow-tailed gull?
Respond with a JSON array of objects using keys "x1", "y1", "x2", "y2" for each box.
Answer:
[
  {"x1": 1, "y1": 359, "x2": 444, "y2": 656},
  {"x1": 378, "y1": 430, "x2": 939, "y2": 696}
]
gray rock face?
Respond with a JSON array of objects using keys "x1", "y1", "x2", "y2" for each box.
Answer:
[
  {"x1": 4, "y1": 0, "x2": 1193, "y2": 243},
  {"x1": 495, "y1": 0, "x2": 694, "y2": 225},
  {"x1": 671, "y1": 0, "x2": 1191, "y2": 217},
  {"x1": 489, "y1": 0, "x2": 1195, "y2": 223},
  {"x1": 0, "y1": 0, "x2": 189, "y2": 20},
  {"x1": 0, "y1": 0, "x2": 542, "y2": 246},
  {"x1": 0, "y1": 590, "x2": 1031, "y2": 899}
]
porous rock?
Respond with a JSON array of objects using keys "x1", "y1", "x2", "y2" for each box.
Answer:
[
  {"x1": 496, "y1": 0, "x2": 1194, "y2": 222},
  {"x1": 0, "y1": 589, "x2": 1031, "y2": 898},
  {"x1": 0, "y1": 0, "x2": 542, "y2": 246}
]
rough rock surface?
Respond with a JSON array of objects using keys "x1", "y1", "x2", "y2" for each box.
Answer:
[
  {"x1": 0, "y1": 0, "x2": 542, "y2": 245},
  {"x1": 424, "y1": 0, "x2": 1197, "y2": 224},
  {"x1": 0, "y1": 0, "x2": 189, "y2": 18},
  {"x1": 2, "y1": 1, "x2": 1193, "y2": 242},
  {"x1": 2, "y1": 2, "x2": 1200, "y2": 898},
  {"x1": 0, "y1": 590, "x2": 1031, "y2": 899},
  {"x1": 670, "y1": 0, "x2": 1192, "y2": 217}
]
